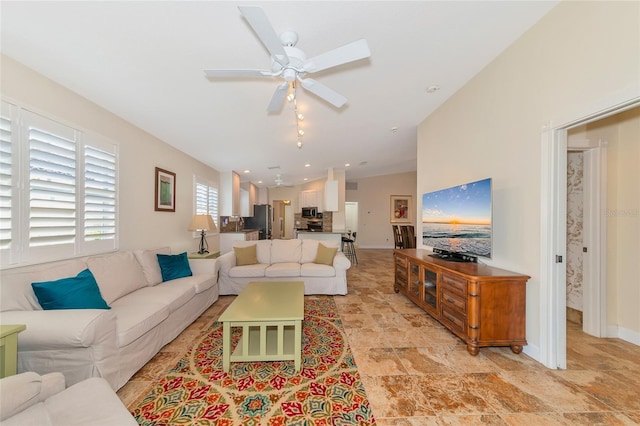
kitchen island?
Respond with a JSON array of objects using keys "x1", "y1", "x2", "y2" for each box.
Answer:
[
  {"x1": 219, "y1": 229, "x2": 260, "y2": 254},
  {"x1": 296, "y1": 231, "x2": 344, "y2": 251}
]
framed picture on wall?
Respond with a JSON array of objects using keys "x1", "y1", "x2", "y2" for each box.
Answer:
[
  {"x1": 155, "y1": 167, "x2": 176, "y2": 212},
  {"x1": 390, "y1": 195, "x2": 412, "y2": 223}
]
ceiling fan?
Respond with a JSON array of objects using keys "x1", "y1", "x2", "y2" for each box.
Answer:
[
  {"x1": 274, "y1": 174, "x2": 293, "y2": 187},
  {"x1": 204, "y1": 6, "x2": 371, "y2": 112}
]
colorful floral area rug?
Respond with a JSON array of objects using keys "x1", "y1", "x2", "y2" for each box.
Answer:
[{"x1": 130, "y1": 297, "x2": 376, "y2": 425}]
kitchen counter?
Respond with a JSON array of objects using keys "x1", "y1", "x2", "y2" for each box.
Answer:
[{"x1": 220, "y1": 228, "x2": 260, "y2": 233}]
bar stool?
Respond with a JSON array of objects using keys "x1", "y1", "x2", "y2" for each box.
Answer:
[{"x1": 342, "y1": 232, "x2": 358, "y2": 265}]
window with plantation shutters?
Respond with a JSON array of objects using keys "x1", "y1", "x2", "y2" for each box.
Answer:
[
  {"x1": 84, "y1": 145, "x2": 116, "y2": 242},
  {"x1": 1, "y1": 102, "x2": 119, "y2": 268},
  {"x1": 195, "y1": 178, "x2": 219, "y2": 228},
  {"x1": 0, "y1": 101, "x2": 15, "y2": 254},
  {"x1": 28, "y1": 122, "x2": 77, "y2": 248}
]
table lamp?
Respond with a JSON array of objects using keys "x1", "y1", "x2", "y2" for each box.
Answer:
[{"x1": 188, "y1": 214, "x2": 216, "y2": 254}]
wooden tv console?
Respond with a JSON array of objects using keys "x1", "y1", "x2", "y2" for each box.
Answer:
[{"x1": 394, "y1": 249, "x2": 530, "y2": 355}]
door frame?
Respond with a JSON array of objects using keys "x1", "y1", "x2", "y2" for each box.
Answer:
[{"x1": 540, "y1": 97, "x2": 639, "y2": 369}]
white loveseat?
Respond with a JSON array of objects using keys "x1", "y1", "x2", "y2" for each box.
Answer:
[
  {"x1": 0, "y1": 247, "x2": 219, "y2": 391},
  {"x1": 217, "y1": 238, "x2": 350, "y2": 295},
  {"x1": 0, "y1": 372, "x2": 137, "y2": 426}
]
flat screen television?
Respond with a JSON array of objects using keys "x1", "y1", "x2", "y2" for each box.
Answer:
[{"x1": 421, "y1": 178, "x2": 492, "y2": 261}]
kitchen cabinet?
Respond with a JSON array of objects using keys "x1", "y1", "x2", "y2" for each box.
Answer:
[
  {"x1": 394, "y1": 249, "x2": 529, "y2": 355},
  {"x1": 240, "y1": 182, "x2": 257, "y2": 217},
  {"x1": 220, "y1": 171, "x2": 241, "y2": 216},
  {"x1": 299, "y1": 189, "x2": 323, "y2": 211}
]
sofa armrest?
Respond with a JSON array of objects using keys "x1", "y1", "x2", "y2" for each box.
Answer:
[
  {"x1": 333, "y1": 251, "x2": 351, "y2": 270},
  {"x1": 188, "y1": 258, "x2": 219, "y2": 277},
  {"x1": 217, "y1": 251, "x2": 237, "y2": 276},
  {"x1": 0, "y1": 309, "x2": 117, "y2": 351},
  {"x1": 0, "y1": 372, "x2": 65, "y2": 421}
]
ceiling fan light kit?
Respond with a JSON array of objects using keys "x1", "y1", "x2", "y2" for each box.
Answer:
[{"x1": 204, "y1": 5, "x2": 371, "y2": 113}]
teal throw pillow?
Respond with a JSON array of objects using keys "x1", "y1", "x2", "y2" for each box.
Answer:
[
  {"x1": 32, "y1": 269, "x2": 110, "y2": 310},
  {"x1": 157, "y1": 252, "x2": 193, "y2": 282}
]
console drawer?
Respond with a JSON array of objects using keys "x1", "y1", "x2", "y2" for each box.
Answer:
[
  {"x1": 442, "y1": 273, "x2": 467, "y2": 295},
  {"x1": 442, "y1": 306, "x2": 466, "y2": 335},
  {"x1": 442, "y1": 290, "x2": 466, "y2": 314}
]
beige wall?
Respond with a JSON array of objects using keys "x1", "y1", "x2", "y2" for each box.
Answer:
[
  {"x1": 1, "y1": 55, "x2": 221, "y2": 256},
  {"x1": 346, "y1": 172, "x2": 417, "y2": 248},
  {"x1": 417, "y1": 1, "x2": 639, "y2": 356},
  {"x1": 580, "y1": 109, "x2": 640, "y2": 335}
]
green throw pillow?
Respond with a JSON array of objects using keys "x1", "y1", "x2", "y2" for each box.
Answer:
[
  {"x1": 314, "y1": 243, "x2": 338, "y2": 265},
  {"x1": 32, "y1": 269, "x2": 110, "y2": 310},
  {"x1": 234, "y1": 244, "x2": 258, "y2": 266},
  {"x1": 157, "y1": 252, "x2": 193, "y2": 282}
]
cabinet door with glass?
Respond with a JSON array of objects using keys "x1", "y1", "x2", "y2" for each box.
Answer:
[
  {"x1": 408, "y1": 260, "x2": 421, "y2": 300},
  {"x1": 422, "y1": 265, "x2": 440, "y2": 317}
]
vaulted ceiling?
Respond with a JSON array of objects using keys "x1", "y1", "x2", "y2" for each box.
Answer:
[{"x1": 1, "y1": 1, "x2": 557, "y2": 187}]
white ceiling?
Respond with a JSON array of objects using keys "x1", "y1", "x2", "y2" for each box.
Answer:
[{"x1": 1, "y1": 1, "x2": 557, "y2": 188}]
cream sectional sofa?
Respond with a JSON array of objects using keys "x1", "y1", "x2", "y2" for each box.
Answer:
[
  {"x1": 0, "y1": 372, "x2": 137, "y2": 425},
  {"x1": 217, "y1": 238, "x2": 350, "y2": 295},
  {"x1": 0, "y1": 247, "x2": 219, "y2": 391}
]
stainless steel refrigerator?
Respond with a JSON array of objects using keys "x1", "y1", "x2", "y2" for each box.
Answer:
[{"x1": 243, "y1": 204, "x2": 272, "y2": 239}]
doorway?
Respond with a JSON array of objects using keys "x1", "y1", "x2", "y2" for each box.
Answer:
[
  {"x1": 543, "y1": 99, "x2": 640, "y2": 369},
  {"x1": 345, "y1": 202, "x2": 358, "y2": 236}
]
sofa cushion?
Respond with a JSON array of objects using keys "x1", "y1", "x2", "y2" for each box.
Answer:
[
  {"x1": 233, "y1": 240, "x2": 271, "y2": 264},
  {"x1": 301, "y1": 263, "x2": 337, "y2": 277},
  {"x1": 314, "y1": 243, "x2": 338, "y2": 266},
  {"x1": 108, "y1": 300, "x2": 169, "y2": 347},
  {"x1": 1, "y1": 259, "x2": 87, "y2": 312},
  {"x1": 157, "y1": 252, "x2": 192, "y2": 282},
  {"x1": 229, "y1": 264, "x2": 268, "y2": 278},
  {"x1": 301, "y1": 239, "x2": 340, "y2": 264},
  {"x1": 271, "y1": 239, "x2": 302, "y2": 264},
  {"x1": 87, "y1": 252, "x2": 148, "y2": 305},
  {"x1": 134, "y1": 247, "x2": 171, "y2": 286},
  {"x1": 233, "y1": 244, "x2": 258, "y2": 266},
  {"x1": 31, "y1": 269, "x2": 110, "y2": 310},
  {"x1": 265, "y1": 263, "x2": 301, "y2": 277}
]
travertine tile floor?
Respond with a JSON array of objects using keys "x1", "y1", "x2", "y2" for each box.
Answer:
[{"x1": 118, "y1": 249, "x2": 640, "y2": 425}]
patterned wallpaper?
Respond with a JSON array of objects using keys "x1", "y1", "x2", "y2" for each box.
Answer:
[{"x1": 567, "y1": 151, "x2": 584, "y2": 311}]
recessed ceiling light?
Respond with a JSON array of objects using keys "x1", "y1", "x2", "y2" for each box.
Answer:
[
  {"x1": 390, "y1": 127, "x2": 398, "y2": 133},
  {"x1": 243, "y1": 170, "x2": 250, "y2": 173},
  {"x1": 303, "y1": 178, "x2": 308, "y2": 181},
  {"x1": 345, "y1": 163, "x2": 351, "y2": 167},
  {"x1": 304, "y1": 163, "x2": 311, "y2": 167},
  {"x1": 257, "y1": 180, "x2": 263, "y2": 184},
  {"x1": 426, "y1": 85, "x2": 440, "y2": 93}
]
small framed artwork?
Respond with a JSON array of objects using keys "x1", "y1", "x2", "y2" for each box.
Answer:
[
  {"x1": 155, "y1": 167, "x2": 176, "y2": 212},
  {"x1": 390, "y1": 195, "x2": 412, "y2": 223}
]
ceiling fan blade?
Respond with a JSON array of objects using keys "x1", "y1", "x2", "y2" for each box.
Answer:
[
  {"x1": 238, "y1": 6, "x2": 289, "y2": 67},
  {"x1": 303, "y1": 39, "x2": 371, "y2": 73},
  {"x1": 299, "y1": 78, "x2": 347, "y2": 108},
  {"x1": 267, "y1": 82, "x2": 289, "y2": 112},
  {"x1": 204, "y1": 69, "x2": 272, "y2": 78}
]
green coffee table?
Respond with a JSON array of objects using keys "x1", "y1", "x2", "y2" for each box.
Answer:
[
  {"x1": 0, "y1": 324, "x2": 26, "y2": 378},
  {"x1": 219, "y1": 281, "x2": 304, "y2": 372}
]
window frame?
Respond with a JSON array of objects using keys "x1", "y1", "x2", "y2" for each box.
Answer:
[{"x1": 0, "y1": 99, "x2": 119, "y2": 268}]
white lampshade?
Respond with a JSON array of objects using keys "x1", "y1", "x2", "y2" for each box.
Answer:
[{"x1": 188, "y1": 214, "x2": 216, "y2": 231}]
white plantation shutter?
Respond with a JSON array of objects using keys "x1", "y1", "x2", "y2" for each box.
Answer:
[
  {"x1": 195, "y1": 178, "x2": 219, "y2": 228},
  {"x1": 1, "y1": 103, "x2": 119, "y2": 267},
  {"x1": 0, "y1": 101, "x2": 15, "y2": 253},
  {"x1": 28, "y1": 125, "x2": 77, "y2": 247},
  {"x1": 84, "y1": 145, "x2": 116, "y2": 242}
]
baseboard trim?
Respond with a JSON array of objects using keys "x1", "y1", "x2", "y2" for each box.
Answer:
[{"x1": 607, "y1": 325, "x2": 640, "y2": 346}]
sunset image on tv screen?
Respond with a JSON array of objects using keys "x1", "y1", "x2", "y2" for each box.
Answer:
[{"x1": 422, "y1": 178, "x2": 492, "y2": 257}]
